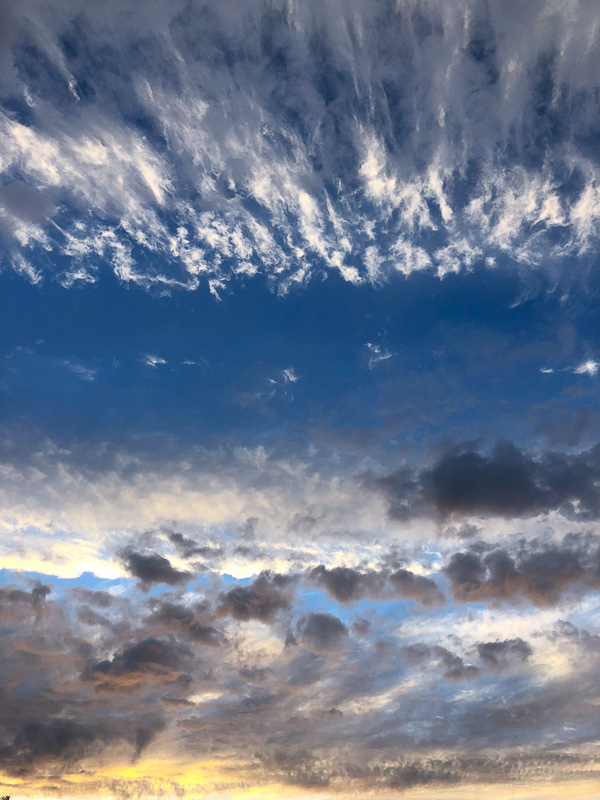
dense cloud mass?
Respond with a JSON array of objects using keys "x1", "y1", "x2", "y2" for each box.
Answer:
[
  {"x1": 2, "y1": 0, "x2": 600, "y2": 292},
  {"x1": 309, "y1": 563, "x2": 445, "y2": 606},
  {"x1": 378, "y1": 441, "x2": 600, "y2": 520},
  {"x1": 0, "y1": 563, "x2": 598, "y2": 797},
  {"x1": 217, "y1": 572, "x2": 295, "y2": 622},
  {"x1": 477, "y1": 637, "x2": 533, "y2": 671},
  {"x1": 120, "y1": 548, "x2": 194, "y2": 588},
  {"x1": 443, "y1": 544, "x2": 598, "y2": 605},
  {"x1": 297, "y1": 611, "x2": 348, "y2": 648}
]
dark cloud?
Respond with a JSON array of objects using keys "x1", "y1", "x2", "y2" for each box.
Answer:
[
  {"x1": 352, "y1": 617, "x2": 371, "y2": 637},
  {"x1": 389, "y1": 568, "x2": 445, "y2": 607},
  {"x1": 401, "y1": 644, "x2": 480, "y2": 683},
  {"x1": 308, "y1": 564, "x2": 444, "y2": 606},
  {"x1": 442, "y1": 523, "x2": 482, "y2": 540},
  {"x1": 147, "y1": 601, "x2": 224, "y2": 645},
  {"x1": 377, "y1": 441, "x2": 600, "y2": 521},
  {"x1": 0, "y1": 561, "x2": 598, "y2": 793},
  {"x1": 286, "y1": 651, "x2": 324, "y2": 687},
  {"x1": 444, "y1": 551, "x2": 487, "y2": 587},
  {"x1": 167, "y1": 531, "x2": 223, "y2": 560},
  {"x1": 83, "y1": 637, "x2": 192, "y2": 691},
  {"x1": 298, "y1": 612, "x2": 348, "y2": 649},
  {"x1": 161, "y1": 697, "x2": 195, "y2": 707},
  {"x1": 71, "y1": 587, "x2": 115, "y2": 608},
  {"x1": 352, "y1": 752, "x2": 600, "y2": 791},
  {"x1": 477, "y1": 638, "x2": 533, "y2": 672},
  {"x1": 0, "y1": 714, "x2": 164, "y2": 777},
  {"x1": 217, "y1": 572, "x2": 294, "y2": 623},
  {"x1": 379, "y1": 760, "x2": 459, "y2": 790},
  {"x1": 0, "y1": 581, "x2": 51, "y2": 608},
  {"x1": 238, "y1": 665, "x2": 270, "y2": 684},
  {"x1": 120, "y1": 548, "x2": 193, "y2": 588},
  {"x1": 546, "y1": 620, "x2": 600, "y2": 656},
  {"x1": 0, "y1": 718, "x2": 113, "y2": 775},
  {"x1": 443, "y1": 546, "x2": 589, "y2": 606},
  {"x1": 426, "y1": 442, "x2": 544, "y2": 517},
  {"x1": 443, "y1": 664, "x2": 482, "y2": 683},
  {"x1": 0, "y1": 582, "x2": 51, "y2": 623},
  {"x1": 453, "y1": 671, "x2": 600, "y2": 747},
  {"x1": 239, "y1": 517, "x2": 259, "y2": 541},
  {"x1": 76, "y1": 605, "x2": 112, "y2": 627},
  {"x1": 309, "y1": 565, "x2": 365, "y2": 602}
]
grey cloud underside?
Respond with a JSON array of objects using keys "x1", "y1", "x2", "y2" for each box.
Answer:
[
  {"x1": 297, "y1": 611, "x2": 348, "y2": 648},
  {"x1": 376, "y1": 440, "x2": 600, "y2": 521},
  {"x1": 443, "y1": 544, "x2": 599, "y2": 606},
  {"x1": 114, "y1": 536, "x2": 600, "y2": 611},
  {"x1": 477, "y1": 637, "x2": 533, "y2": 671},
  {"x1": 216, "y1": 573, "x2": 295, "y2": 622},
  {"x1": 2, "y1": 0, "x2": 600, "y2": 291},
  {"x1": 0, "y1": 580, "x2": 599, "y2": 793},
  {"x1": 309, "y1": 564, "x2": 445, "y2": 606},
  {"x1": 120, "y1": 548, "x2": 193, "y2": 588}
]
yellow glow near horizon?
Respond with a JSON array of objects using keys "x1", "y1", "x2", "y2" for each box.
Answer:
[{"x1": 3, "y1": 773, "x2": 600, "y2": 800}]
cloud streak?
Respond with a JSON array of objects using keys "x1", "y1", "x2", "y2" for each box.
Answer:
[{"x1": 2, "y1": 1, "x2": 600, "y2": 293}]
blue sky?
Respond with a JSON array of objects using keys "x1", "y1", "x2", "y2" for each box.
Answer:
[
  {"x1": 1, "y1": 2, "x2": 600, "y2": 799},
  {"x1": 5, "y1": 265, "x2": 600, "y2": 454}
]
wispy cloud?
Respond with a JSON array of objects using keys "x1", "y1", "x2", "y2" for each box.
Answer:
[
  {"x1": 2, "y1": 1, "x2": 600, "y2": 294},
  {"x1": 182, "y1": 357, "x2": 209, "y2": 368},
  {"x1": 142, "y1": 354, "x2": 167, "y2": 368},
  {"x1": 541, "y1": 359, "x2": 599, "y2": 376},
  {"x1": 281, "y1": 367, "x2": 299, "y2": 384},
  {"x1": 366, "y1": 342, "x2": 395, "y2": 369},
  {"x1": 62, "y1": 358, "x2": 96, "y2": 381}
]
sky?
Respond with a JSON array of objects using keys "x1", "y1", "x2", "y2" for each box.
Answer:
[{"x1": 1, "y1": 1, "x2": 600, "y2": 798}]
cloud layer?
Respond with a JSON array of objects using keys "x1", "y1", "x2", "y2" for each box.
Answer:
[
  {"x1": 0, "y1": 550, "x2": 599, "y2": 797},
  {"x1": 2, "y1": 0, "x2": 600, "y2": 292}
]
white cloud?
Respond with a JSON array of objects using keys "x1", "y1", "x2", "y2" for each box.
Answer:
[
  {"x1": 1, "y1": 1, "x2": 600, "y2": 293},
  {"x1": 62, "y1": 359, "x2": 96, "y2": 381},
  {"x1": 540, "y1": 360, "x2": 599, "y2": 376},
  {"x1": 366, "y1": 342, "x2": 395, "y2": 369},
  {"x1": 572, "y1": 359, "x2": 599, "y2": 376},
  {"x1": 182, "y1": 357, "x2": 209, "y2": 368},
  {"x1": 142, "y1": 354, "x2": 167, "y2": 367}
]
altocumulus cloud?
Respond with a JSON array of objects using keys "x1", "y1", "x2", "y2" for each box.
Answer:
[
  {"x1": 1, "y1": 1, "x2": 600, "y2": 291},
  {"x1": 0, "y1": 539, "x2": 598, "y2": 797}
]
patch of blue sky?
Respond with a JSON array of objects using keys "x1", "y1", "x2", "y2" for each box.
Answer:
[
  {"x1": 0, "y1": 567, "x2": 129, "y2": 596},
  {"x1": 4, "y1": 260, "x2": 600, "y2": 465}
]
